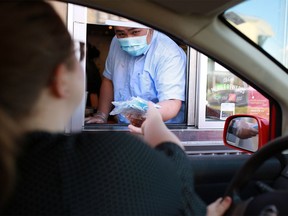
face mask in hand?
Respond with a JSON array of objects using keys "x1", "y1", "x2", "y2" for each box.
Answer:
[{"x1": 117, "y1": 31, "x2": 150, "y2": 56}]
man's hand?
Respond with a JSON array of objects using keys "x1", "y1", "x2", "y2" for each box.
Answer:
[
  {"x1": 85, "y1": 111, "x2": 108, "y2": 124},
  {"x1": 236, "y1": 120, "x2": 258, "y2": 139}
]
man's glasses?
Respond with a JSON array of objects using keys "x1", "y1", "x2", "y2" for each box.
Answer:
[{"x1": 74, "y1": 41, "x2": 85, "y2": 62}]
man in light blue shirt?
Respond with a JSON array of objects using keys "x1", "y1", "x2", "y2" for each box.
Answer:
[{"x1": 86, "y1": 20, "x2": 186, "y2": 124}]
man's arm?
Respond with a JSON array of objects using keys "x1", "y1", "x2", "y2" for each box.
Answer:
[
  {"x1": 157, "y1": 99, "x2": 182, "y2": 122},
  {"x1": 85, "y1": 77, "x2": 114, "y2": 123},
  {"x1": 98, "y1": 77, "x2": 114, "y2": 115}
]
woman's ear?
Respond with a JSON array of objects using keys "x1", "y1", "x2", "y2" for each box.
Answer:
[{"x1": 50, "y1": 63, "x2": 70, "y2": 98}]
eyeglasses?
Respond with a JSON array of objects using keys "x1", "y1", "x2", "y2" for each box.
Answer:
[{"x1": 74, "y1": 41, "x2": 85, "y2": 62}]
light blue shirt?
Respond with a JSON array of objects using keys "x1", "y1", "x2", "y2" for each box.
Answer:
[{"x1": 103, "y1": 30, "x2": 186, "y2": 123}]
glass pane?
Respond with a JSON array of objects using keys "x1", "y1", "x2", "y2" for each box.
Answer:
[{"x1": 206, "y1": 59, "x2": 269, "y2": 121}]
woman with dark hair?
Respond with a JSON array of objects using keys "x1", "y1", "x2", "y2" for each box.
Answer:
[{"x1": 0, "y1": 1, "x2": 230, "y2": 215}]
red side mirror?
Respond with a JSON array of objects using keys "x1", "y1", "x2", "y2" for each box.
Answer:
[{"x1": 223, "y1": 115, "x2": 269, "y2": 153}]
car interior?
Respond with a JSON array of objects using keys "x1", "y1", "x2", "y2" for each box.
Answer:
[{"x1": 49, "y1": 0, "x2": 288, "y2": 214}]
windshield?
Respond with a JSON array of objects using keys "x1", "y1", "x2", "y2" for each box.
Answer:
[{"x1": 223, "y1": 0, "x2": 288, "y2": 69}]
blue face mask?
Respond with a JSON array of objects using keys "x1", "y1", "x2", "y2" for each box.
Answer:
[{"x1": 117, "y1": 31, "x2": 149, "y2": 56}]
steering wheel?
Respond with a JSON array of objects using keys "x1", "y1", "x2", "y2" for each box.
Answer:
[{"x1": 224, "y1": 135, "x2": 288, "y2": 215}]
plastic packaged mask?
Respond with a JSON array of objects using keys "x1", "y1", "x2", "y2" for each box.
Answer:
[{"x1": 110, "y1": 96, "x2": 160, "y2": 127}]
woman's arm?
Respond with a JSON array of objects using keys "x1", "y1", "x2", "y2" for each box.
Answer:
[{"x1": 129, "y1": 102, "x2": 231, "y2": 216}]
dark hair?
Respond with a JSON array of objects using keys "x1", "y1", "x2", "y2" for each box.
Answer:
[
  {"x1": 87, "y1": 43, "x2": 100, "y2": 60},
  {"x1": 0, "y1": 1, "x2": 73, "y2": 206}
]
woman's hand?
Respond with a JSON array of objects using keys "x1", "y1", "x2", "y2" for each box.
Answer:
[
  {"x1": 128, "y1": 101, "x2": 163, "y2": 136},
  {"x1": 207, "y1": 196, "x2": 232, "y2": 216},
  {"x1": 128, "y1": 102, "x2": 183, "y2": 149},
  {"x1": 128, "y1": 124, "x2": 142, "y2": 134}
]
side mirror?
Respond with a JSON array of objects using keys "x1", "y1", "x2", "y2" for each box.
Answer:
[{"x1": 223, "y1": 115, "x2": 269, "y2": 153}]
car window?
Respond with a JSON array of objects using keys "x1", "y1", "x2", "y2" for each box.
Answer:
[
  {"x1": 46, "y1": 0, "x2": 278, "y2": 155},
  {"x1": 223, "y1": 0, "x2": 288, "y2": 69},
  {"x1": 52, "y1": 2, "x2": 271, "y2": 135}
]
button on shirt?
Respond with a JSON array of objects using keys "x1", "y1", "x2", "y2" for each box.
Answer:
[{"x1": 103, "y1": 30, "x2": 186, "y2": 123}]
